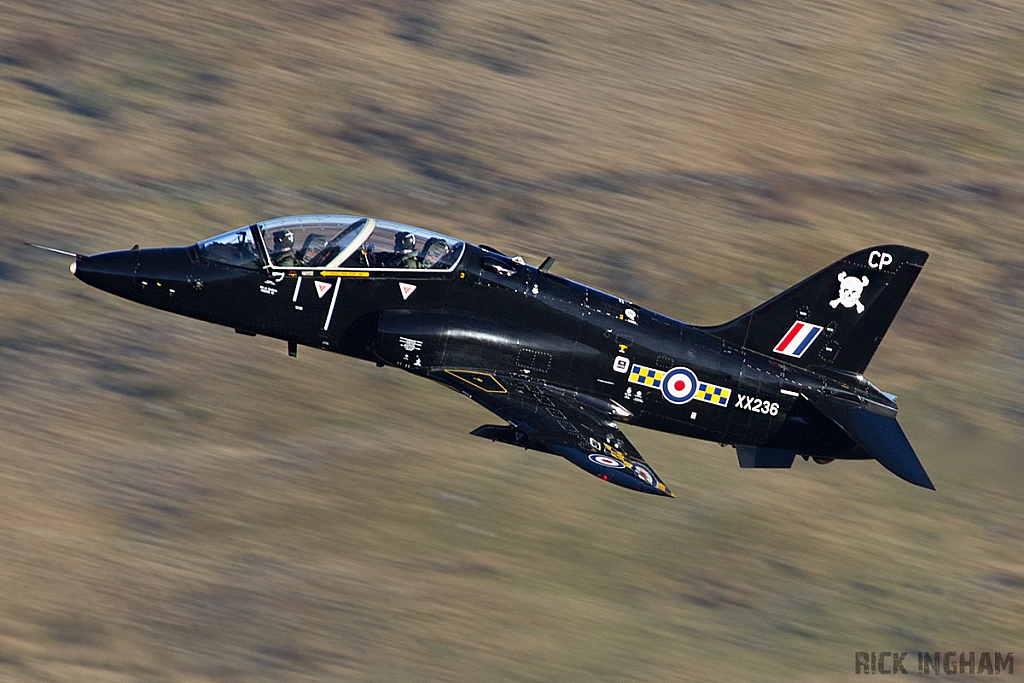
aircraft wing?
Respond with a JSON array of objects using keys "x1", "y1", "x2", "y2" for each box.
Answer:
[{"x1": 435, "y1": 370, "x2": 673, "y2": 497}]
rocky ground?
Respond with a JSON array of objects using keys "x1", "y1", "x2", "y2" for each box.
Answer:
[{"x1": 0, "y1": 0, "x2": 1022, "y2": 680}]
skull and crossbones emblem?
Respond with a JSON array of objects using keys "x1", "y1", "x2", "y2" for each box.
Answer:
[{"x1": 830, "y1": 271, "x2": 869, "y2": 313}]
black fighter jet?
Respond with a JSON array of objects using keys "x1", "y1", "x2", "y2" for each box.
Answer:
[{"x1": 37, "y1": 214, "x2": 934, "y2": 496}]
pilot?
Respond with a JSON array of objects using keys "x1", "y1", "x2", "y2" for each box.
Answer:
[
  {"x1": 388, "y1": 231, "x2": 421, "y2": 268},
  {"x1": 271, "y1": 229, "x2": 298, "y2": 267}
]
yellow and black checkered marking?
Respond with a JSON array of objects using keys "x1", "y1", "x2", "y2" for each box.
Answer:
[
  {"x1": 628, "y1": 364, "x2": 664, "y2": 388},
  {"x1": 695, "y1": 382, "x2": 731, "y2": 407}
]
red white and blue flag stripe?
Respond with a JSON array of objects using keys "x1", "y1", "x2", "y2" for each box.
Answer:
[{"x1": 773, "y1": 321, "x2": 823, "y2": 358}]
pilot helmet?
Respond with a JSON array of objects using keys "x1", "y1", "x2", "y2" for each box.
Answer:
[
  {"x1": 273, "y1": 229, "x2": 294, "y2": 250},
  {"x1": 395, "y1": 231, "x2": 416, "y2": 253}
]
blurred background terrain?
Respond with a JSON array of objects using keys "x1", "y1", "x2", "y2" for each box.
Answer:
[{"x1": 0, "y1": 0, "x2": 1022, "y2": 680}]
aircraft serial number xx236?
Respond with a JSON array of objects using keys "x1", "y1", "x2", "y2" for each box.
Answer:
[{"x1": 45, "y1": 214, "x2": 934, "y2": 496}]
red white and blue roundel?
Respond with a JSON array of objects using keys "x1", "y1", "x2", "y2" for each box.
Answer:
[
  {"x1": 661, "y1": 367, "x2": 698, "y2": 404},
  {"x1": 588, "y1": 453, "x2": 625, "y2": 468},
  {"x1": 633, "y1": 464, "x2": 655, "y2": 486}
]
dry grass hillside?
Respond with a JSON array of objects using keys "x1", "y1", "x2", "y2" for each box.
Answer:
[{"x1": 0, "y1": 1, "x2": 1022, "y2": 681}]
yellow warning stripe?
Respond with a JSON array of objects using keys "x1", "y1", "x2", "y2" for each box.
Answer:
[
  {"x1": 444, "y1": 370, "x2": 507, "y2": 393},
  {"x1": 319, "y1": 271, "x2": 370, "y2": 277}
]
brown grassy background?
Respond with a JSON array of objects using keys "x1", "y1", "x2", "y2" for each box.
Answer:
[{"x1": 0, "y1": 1, "x2": 1022, "y2": 680}]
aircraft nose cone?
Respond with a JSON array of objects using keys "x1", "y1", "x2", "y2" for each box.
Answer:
[
  {"x1": 73, "y1": 249, "x2": 141, "y2": 298},
  {"x1": 74, "y1": 247, "x2": 195, "y2": 306}
]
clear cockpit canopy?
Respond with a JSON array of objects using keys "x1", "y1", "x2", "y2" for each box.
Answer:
[
  {"x1": 195, "y1": 227, "x2": 262, "y2": 269},
  {"x1": 197, "y1": 215, "x2": 464, "y2": 271},
  {"x1": 260, "y1": 215, "x2": 464, "y2": 270}
]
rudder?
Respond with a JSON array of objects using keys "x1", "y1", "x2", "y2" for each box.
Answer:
[{"x1": 698, "y1": 246, "x2": 927, "y2": 373}]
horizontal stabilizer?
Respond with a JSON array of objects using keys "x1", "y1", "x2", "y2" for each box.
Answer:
[
  {"x1": 846, "y1": 409, "x2": 934, "y2": 490},
  {"x1": 735, "y1": 446, "x2": 797, "y2": 468},
  {"x1": 811, "y1": 399, "x2": 934, "y2": 490}
]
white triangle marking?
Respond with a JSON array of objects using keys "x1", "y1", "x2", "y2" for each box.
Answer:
[
  {"x1": 315, "y1": 281, "x2": 333, "y2": 298},
  {"x1": 399, "y1": 282, "x2": 416, "y2": 300}
]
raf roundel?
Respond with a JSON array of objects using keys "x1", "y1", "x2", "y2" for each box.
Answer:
[
  {"x1": 633, "y1": 464, "x2": 655, "y2": 486},
  {"x1": 588, "y1": 453, "x2": 625, "y2": 469},
  {"x1": 661, "y1": 367, "x2": 698, "y2": 404}
]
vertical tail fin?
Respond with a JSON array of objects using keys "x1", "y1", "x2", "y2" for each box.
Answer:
[{"x1": 698, "y1": 246, "x2": 927, "y2": 373}]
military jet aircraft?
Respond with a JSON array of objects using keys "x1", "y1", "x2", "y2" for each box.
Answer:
[{"x1": 35, "y1": 214, "x2": 933, "y2": 496}]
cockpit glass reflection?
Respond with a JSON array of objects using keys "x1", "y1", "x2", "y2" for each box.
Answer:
[
  {"x1": 257, "y1": 216, "x2": 464, "y2": 270},
  {"x1": 196, "y1": 228, "x2": 262, "y2": 269}
]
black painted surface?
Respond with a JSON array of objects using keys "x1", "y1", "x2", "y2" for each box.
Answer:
[{"x1": 72, "y1": 219, "x2": 933, "y2": 493}]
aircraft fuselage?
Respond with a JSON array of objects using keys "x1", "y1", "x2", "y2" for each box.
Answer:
[
  {"x1": 76, "y1": 240, "x2": 872, "y2": 460},
  {"x1": 63, "y1": 214, "x2": 932, "y2": 494}
]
